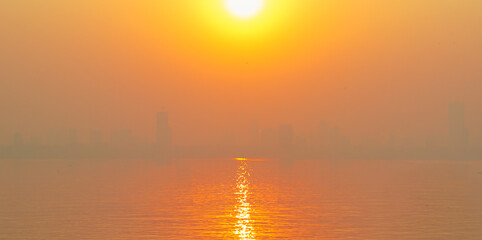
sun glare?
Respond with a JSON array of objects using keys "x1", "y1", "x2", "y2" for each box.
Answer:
[{"x1": 226, "y1": 0, "x2": 264, "y2": 19}]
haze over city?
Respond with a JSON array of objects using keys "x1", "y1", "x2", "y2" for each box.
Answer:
[
  {"x1": 1, "y1": 1, "x2": 481, "y2": 147},
  {"x1": 1, "y1": 1, "x2": 481, "y2": 239}
]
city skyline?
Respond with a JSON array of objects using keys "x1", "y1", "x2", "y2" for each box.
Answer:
[
  {"x1": 1, "y1": 1, "x2": 481, "y2": 239},
  {"x1": 2, "y1": 1, "x2": 482, "y2": 149},
  {"x1": 3, "y1": 102, "x2": 481, "y2": 160}
]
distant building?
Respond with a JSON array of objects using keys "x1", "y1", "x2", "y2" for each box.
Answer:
[
  {"x1": 89, "y1": 130, "x2": 103, "y2": 146},
  {"x1": 13, "y1": 133, "x2": 24, "y2": 147},
  {"x1": 448, "y1": 102, "x2": 469, "y2": 148},
  {"x1": 250, "y1": 120, "x2": 260, "y2": 146},
  {"x1": 329, "y1": 126, "x2": 340, "y2": 148},
  {"x1": 156, "y1": 112, "x2": 172, "y2": 151},
  {"x1": 67, "y1": 129, "x2": 79, "y2": 146},
  {"x1": 318, "y1": 120, "x2": 330, "y2": 147}
]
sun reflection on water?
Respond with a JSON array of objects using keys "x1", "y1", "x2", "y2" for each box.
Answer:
[{"x1": 234, "y1": 160, "x2": 255, "y2": 240}]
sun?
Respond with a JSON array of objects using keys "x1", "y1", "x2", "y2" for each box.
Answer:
[{"x1": 225, "y1": 0, "x2": 264, "y2": 19}]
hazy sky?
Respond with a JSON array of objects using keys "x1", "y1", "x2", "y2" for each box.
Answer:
[{"x1": 1, "y1": 0, "x2": 481, "y2": 145}]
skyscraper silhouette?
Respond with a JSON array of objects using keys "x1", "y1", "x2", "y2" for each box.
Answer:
[
  {"x1": 13, "y1": 133, "x2": 24, "y2": 147},
  {"x1": 156, "y1": 112, "x2": 172, "y2": 155},
  {"x1": 251, "y1": 120, "x2": 260, "y2": 146},
  {"x1": 448, "y1": 102, "x2": 469, "y2": 148},
  {"x1": 89, "y1": 130, "x2": 103, "y2": 146}
]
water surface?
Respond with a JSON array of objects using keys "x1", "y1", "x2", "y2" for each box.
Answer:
[{"x1": 1, "y1": 158, "x2": 481, "y2": 239}]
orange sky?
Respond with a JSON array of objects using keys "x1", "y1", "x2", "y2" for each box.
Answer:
[{"x1": 1, "y1": 0, "x2": 481, "y2": 145}]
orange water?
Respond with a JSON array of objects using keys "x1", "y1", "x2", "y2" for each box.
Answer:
[{"x1": 1, "y1": 158, "x2": 481, "y2": 239}]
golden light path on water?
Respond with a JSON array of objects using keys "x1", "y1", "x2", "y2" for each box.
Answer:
[{"x1": 234, "y1": 159, "x2": 255, "y2": 239}]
